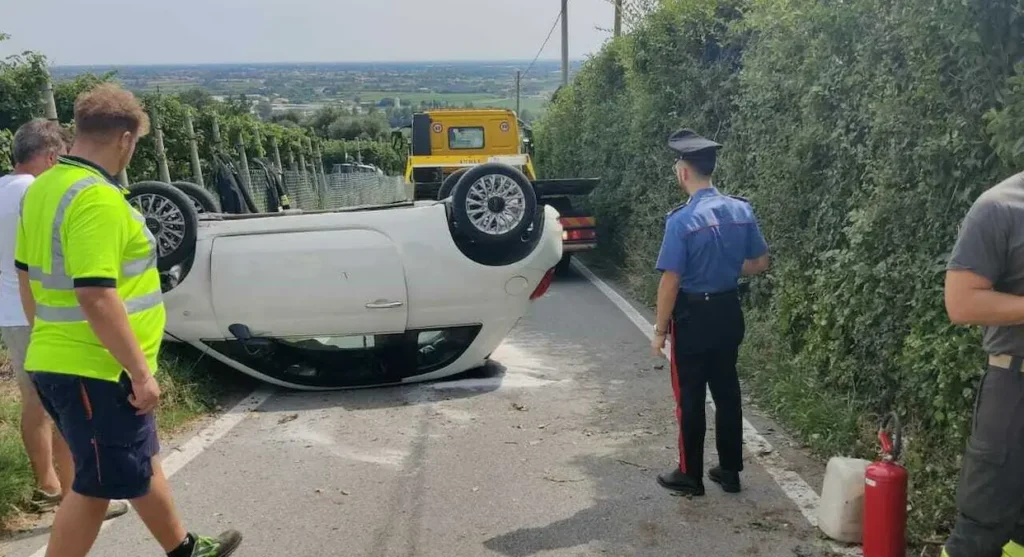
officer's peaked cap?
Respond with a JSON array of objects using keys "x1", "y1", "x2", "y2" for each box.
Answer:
[{"x1": 668, "y1": 129, "x2": 722, "y2": 159}]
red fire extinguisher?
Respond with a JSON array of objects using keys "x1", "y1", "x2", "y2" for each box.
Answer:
[{"x1": 863, "y1": 412, "x2": 908, "y2": 557}]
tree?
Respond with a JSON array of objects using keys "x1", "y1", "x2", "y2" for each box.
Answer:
[
  {"x1": 0, "y1": 39, "x2": 47, "y2": 131},
  {"x1": 270, "y1": 110, "x2": 304, "y2": 126},
  {"x1": 177, "y1": 88, "x2": 215, "y2": 110},
  {"x1": 255, "y1": 100, "x2": 273, "y2": 121},
  {"x1": 53, "y1": 71, "x2": 116, "y2": 123}
]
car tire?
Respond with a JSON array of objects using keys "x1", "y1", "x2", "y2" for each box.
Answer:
[
  {"x1": 172, "y1": 181, "x2": 220, "y2": 214},
  {"x1": 437, "y1": 168, "x2": 468, "y2": 200},
  {"x1": 126, "y1": 181, "x2": 199, "y2": 271},
  {"x1": 451, "y1": 163, "x2": 537, "y2": 245}
]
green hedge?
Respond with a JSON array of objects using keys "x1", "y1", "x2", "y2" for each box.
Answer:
[{"x1": 536, "y1": 0, "x2": 1024, "y2": 541}]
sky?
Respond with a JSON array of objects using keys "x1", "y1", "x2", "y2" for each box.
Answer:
[{"x1": 0, "y1": 0, "x2": 616, "y2": 66}]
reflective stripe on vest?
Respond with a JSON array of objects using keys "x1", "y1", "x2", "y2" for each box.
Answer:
[
  {"x1": 24, "y1": 176, "x2": 161, "y2": 323},
  {"x1": 35, "y1": 290, "x2": 163, "y2": 323}
]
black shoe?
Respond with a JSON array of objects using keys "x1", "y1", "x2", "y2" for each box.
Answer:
[
  {"x1": 709, "y1": 467, "x2": 741, "y2": 493},
  {"x1": 657, "y1": 469, "x2": 705, "y2": 496}
]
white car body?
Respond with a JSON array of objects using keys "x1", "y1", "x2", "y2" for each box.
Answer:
[{"x1": 160, "y1": 201, "x2": 563, "y2": 390}]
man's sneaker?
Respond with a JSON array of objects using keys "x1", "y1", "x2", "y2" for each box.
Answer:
[
  {"x1": 28, "y1": 490, "x2": 129, "y2": 519},
  {"x1": 1003, "y1": 540, "x2": 1024, "y2": 557},
  {"x1": 191, "y1": 530, "x2": 243, "y2": 557},
  {"x1": 28, "y1": 489, "x2": 61, "y2": 513},
  {"x1": 656, "y1": 469, "x2": 705, "y2": 496},
  {"x1": 709, "y1": 466, "x2": 741, "y2": 493},
  {"x1": 104, "y1": 500, "x2": 130, "y2": 520}
]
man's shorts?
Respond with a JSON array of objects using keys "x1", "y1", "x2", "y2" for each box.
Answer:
[
  {"x1": 1, "y1": 326, "x2": 33, "y2": 394},
  {"x1": 31, "y1": 371, "x2": 160, "y2": 500}
]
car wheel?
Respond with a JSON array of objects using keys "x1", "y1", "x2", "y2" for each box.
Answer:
[
  {"x1": 172, "y1": 181, "x2": 220, "y2": 214},
  {"x1": 437, "y1": 168, "x2": 468, "y2": 200},
  {"x1": 451, "y1": 163, "x2": 537, "y2": 245},
  {"x1": 126, "y1": 181, "x2": 199, "y2": 271}
]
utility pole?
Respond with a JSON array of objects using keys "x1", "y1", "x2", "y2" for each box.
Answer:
[
  {"x1": 614, "y1": 0, "x2": 623, "y2": 37},
  {"x1": 516, "y1": 71, "x2": 521, "y2": 116},
  {"x1": 561, "y1": 0, "x2": 569, "y2": 86},
  {"x1": 185, "y1": 110, "x2": 204, "y2": 187}
]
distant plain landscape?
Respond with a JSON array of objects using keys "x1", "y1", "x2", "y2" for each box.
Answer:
[{"x1": 50, "y1": 60, "x2": 581, "y2": 120}]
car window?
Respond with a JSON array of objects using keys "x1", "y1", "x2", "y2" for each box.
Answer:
[
  {"x1": 202, "y1": 326, "x2": 481, "y2": 388},
  {"x1": 449, "y1": 127, "x2": 485, "y2": 150}
]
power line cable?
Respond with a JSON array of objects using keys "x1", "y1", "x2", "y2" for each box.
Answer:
[{"x1": 522, "y1": 8, "x2": 563, "y2": 80}]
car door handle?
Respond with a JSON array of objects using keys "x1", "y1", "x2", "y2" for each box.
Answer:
[{"x1": 366, "y1": 300, "x2": 404, "y2": 309}]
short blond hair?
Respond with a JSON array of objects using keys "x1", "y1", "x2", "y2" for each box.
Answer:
[{"x1": 73, "y1": 83, "x2": 151, "y2": 139}]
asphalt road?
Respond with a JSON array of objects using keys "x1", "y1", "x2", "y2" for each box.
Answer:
[{"x1": 2, "y1": 266, "x2": 837, "y2": 557}]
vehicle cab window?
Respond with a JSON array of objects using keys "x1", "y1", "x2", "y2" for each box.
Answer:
[{"x1": 449, "y1": 127, "x2": 485, "y2": 150}]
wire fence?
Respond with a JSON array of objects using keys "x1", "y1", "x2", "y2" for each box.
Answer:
[{"x1": 243, "y1": 169, "x2": 410, "y2": 212}]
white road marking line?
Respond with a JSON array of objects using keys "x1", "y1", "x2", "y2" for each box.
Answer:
[
  {"x1": 26, "y1": 388, "x2": 274, "y2": 557},
  {"x1": 573, "y1": 260, "x2": 862, "y2": 556},
  {"x1": 161, "y1": 389, "x2": 275, "y2": 477}
]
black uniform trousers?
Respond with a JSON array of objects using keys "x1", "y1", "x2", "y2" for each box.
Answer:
[
  {"x1": 945, "y1": 361, "x2": 1024, "y2": 557},
  {"x1": 670, "y1": 290, "x2": 745, "y2": 480}
]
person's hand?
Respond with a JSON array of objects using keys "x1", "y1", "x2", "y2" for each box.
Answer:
[
  {"x1": 651, "y1": 333, "x2": 668, "y2": 359},
  {"x1": 129, "y1": 372, "x2": 161, "y2": 415}
]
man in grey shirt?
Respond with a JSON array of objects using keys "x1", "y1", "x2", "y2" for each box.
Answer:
[{"x1": 944, "y1": 170, "x2": 1024, "y2": 557}]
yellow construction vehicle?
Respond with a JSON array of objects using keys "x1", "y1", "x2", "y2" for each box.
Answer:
[{"x1": 395, "y1": 108, "x2": 599, "y2": 272}]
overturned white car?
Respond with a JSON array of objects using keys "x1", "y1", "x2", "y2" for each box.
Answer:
[{"x1": 127, "y1": 163, "x2": 562, "y2": 390}]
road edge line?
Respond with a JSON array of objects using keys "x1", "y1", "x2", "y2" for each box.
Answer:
[
  {"x1": 572, "y1": 259, "x2": 861, "y2": 556},
  {"x1": 26, "y1": 388, "x2": 275, "y2": 557}
]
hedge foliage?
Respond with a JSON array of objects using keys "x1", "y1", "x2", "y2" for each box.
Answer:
[{"x1": 536, "y1": 0, "x2": 1024, "y2": 541}]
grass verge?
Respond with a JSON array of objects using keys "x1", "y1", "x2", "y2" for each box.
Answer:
[
  {"x1": 737, "y1": 308, "x2": 876, "y2": 461},
  {"x1": 0, "y1": 343, "x2": 240, "y2": 529}
]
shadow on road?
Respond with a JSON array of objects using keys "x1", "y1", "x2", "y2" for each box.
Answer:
[{"x1": 258, "y1": 360, "x2": 509, "y2": 414}]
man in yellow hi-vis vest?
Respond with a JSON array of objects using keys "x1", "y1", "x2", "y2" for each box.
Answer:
[{"x1": 16, "y1": 83, "x2": 242, "y2": 557}]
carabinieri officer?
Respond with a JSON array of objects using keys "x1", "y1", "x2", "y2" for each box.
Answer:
[{"x1": 651, "y1": 129, "x2": 771, "y2": 496}]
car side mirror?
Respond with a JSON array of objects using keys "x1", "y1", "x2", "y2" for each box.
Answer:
[{"x1": 229, "y1": 323, "x2": 274, "y2": 351}]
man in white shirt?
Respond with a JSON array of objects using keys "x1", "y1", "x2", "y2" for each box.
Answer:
[
  {"x1": 1, "y1": 119, "x2": 127, "y2": 520},
  {"x1": 1, "y1": 118, "x2": 69, "y2": 510}
]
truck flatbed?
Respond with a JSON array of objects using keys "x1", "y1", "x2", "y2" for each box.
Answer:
[{"x1": 415, "y1": 178, "x2": 600, "y2": 201}]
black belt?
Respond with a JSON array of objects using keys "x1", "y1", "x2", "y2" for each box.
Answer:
[{"x1": 683, "y1": 289, "x2": 738, "y2": 303}]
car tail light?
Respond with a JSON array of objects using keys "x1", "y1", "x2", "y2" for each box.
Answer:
[
  {"x1": 530, "y1": 268, "x2": 556, "y2": 300},
  {"x1": 562, "y1": 228, "x2": 597, "y2": 242}
]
